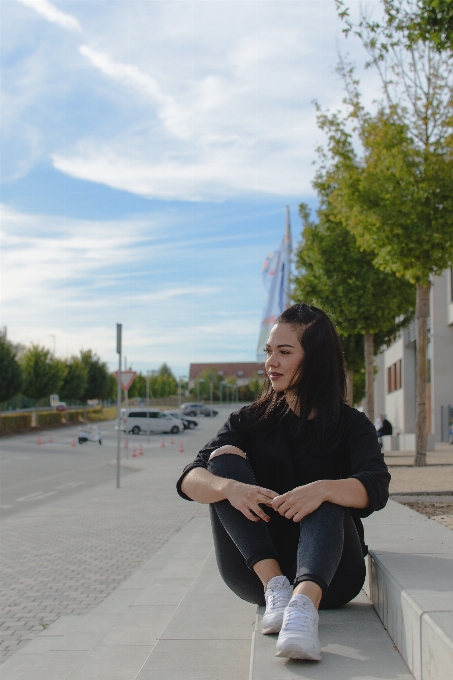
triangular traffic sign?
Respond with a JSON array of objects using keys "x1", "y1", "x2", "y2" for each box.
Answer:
[{"x1": 114, "y1": 371, "x2": 137, "y2": 392}]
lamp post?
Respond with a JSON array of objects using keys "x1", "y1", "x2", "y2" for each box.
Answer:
[
  {"x1": 197, "y1": 378, "x2": 205, "y2": 402},
  {"x1": 48, "y1": 334, "x2": 56, "y2": 355},
  {"x1": 146, "y1": 370, "x2": 152, "y2": 443},
  {"x1": 178, "y1": 375, "x2": 187, "y2": 409},
  {"x1": 220, "y1": 380, "x2": 226, "y2": 405}
]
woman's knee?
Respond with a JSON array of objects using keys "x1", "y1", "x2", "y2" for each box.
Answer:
[{"x1": 208, "y1": 445, "x2": 246, "y2": 461}]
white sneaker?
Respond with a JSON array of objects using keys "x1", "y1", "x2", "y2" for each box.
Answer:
[
  {"x1": 275, "y1": 594, "x2": 321, "y2": 660},
  {"x1": 261, "y1": 576, "x2": 293, "y2": 634}
]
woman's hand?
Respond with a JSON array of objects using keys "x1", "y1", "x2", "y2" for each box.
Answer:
[
  {"x1": 225, "y1": 480, "x2": 279, "y2": 522},
  {"x1": 271, "y1": 481, "x2": 328, "y2": 522}
]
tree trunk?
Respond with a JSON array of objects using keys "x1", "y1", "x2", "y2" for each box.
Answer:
[
  {"x1": 364, "y1": 333, "x2": 374, "y2": 424},
  {"x1": 346, "y1": 369, "x2": 354, "y2": 406},
  {"x1": 414, "y1": 282, "x2": 431, "y2": 467}
]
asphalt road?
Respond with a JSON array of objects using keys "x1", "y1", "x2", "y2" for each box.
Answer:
[
  {"x1": 0, "y1": 420, "x2": 185, "y2": 517},
  {"x1": 0, "y1": 409, "x2": 236, "y2": 518}
]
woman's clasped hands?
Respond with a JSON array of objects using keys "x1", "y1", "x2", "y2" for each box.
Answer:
[
  {"x1": 271, "y1": 481, "x2": 326, "y2": 522},
  {"x1": 226, "y1": 479, "x2": 326, "y2": 523}
]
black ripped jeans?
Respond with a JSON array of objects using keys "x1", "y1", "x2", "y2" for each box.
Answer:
[{"x1": 208, "y1": 454, "x2": 366, "y2": 609}]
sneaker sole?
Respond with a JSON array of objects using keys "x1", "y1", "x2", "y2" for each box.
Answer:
[
  {"x1": 275, "y1": 641, "x2": 321, "y2": 661},
  {"x1": 261, "y1": 623, "x2": 282, "y2": 635}
]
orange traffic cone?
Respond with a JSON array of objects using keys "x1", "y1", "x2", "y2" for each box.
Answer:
[
  {"x1": 138, "y1": 444, "x2": 143, "y2": 456},
  {"x1": 71, "y1": 438, "x2": 76, "y2": 447},
  {"x1": 161, "y1": 438, "x2": 166, "y2": 448},
  {"x1": 131, "y1": 446, "x2": 137, "y2": 457},
  {"x1": 123, "y1": 439, "x2": 127, "y2": 449},
  {"x1": 179, "y1": 442, "x2": 185, "y2": 453},
  {"x1": 170, "y1": 436, "x2": 174, "y2": 445},
  {"x1": 49, "y1": 434, "x2": 53, "y2": 443}
]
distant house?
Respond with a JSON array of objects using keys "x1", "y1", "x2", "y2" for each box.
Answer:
[{"x1": 188, "y1": 362, "x2": 265, "y2": 389}]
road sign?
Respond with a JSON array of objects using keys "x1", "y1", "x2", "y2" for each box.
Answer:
[{"x1": 114, "y1": 371, "x2": 136, "y2": 392}]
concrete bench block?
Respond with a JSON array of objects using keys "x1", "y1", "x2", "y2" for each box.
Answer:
[{"x1": 364, "y1": 500, "x2": 453, "y2": 680}]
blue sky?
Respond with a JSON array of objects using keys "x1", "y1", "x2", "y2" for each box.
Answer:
[{"x1": 1, "y1": 0, "x2": 381, "y2": 377}]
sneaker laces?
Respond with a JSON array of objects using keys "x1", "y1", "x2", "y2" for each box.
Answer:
[
  {"x1": 283, "y1": 599, "x2": 317, "y2": 632},
  {"x1": 265, "y1": 578, "x2": 291, "y2": 610}
]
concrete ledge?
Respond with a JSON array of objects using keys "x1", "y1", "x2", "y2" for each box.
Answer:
[{"x1": 363, "y1": 500, "x2": 453, "y2": 680}]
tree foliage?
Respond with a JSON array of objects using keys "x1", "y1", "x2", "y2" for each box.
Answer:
[
  {"x1": 0, "y1": 337, "x2": 22, "y2": 405},
  {"x1": 80, "y1": 350, "x2": 110, "y2": 401},
  {"x1": 294, "y1": 203, "x2": 415, "y2": 336},
  {"x1": 20, "y1": 345, "x2": 67, "y2": 424},
  {"x1": 59, "y1": 356, "x2": 88, "y2": 403},
  {"x1": 379, "y1": 0, "x2": 453, "y2": 51}
]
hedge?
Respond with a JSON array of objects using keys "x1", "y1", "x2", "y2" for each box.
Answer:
[
  {"x1": 0, "y1": 413, "x2": 32, "y2": 432},
  {"x1": 66, "y1": 409, "x2": 86, "y2": 423},
  {"x1": 38, "y1": 411, "x2": 64, "y2": 426}
]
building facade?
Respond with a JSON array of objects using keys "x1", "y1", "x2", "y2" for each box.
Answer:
[
  {"x1": 374, "y1": 269, "x2": 453, "y2": 449},
  {"x1": 188, "y1": 362, "x2": 265, "y2": 389}
]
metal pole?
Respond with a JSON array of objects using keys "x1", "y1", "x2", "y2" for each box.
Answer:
[
  {"x1": 146, "y1": 371, "x2": 150, "y2": 444},
  {"x1": 197, "y1": 381, "x2": 199, "y2": 402},
  {"x1": 125, "y1": 389, "x2": 129, "y2": 458},
  {"x1": 116, "y1": 323, "x2": 122, "y2": 489},
  {"x1": 178, "y1": 377, "x2": 181, "y2": 409},
  {"x1": 210, "y1": 380, "x2": 213, "y2": 406}
]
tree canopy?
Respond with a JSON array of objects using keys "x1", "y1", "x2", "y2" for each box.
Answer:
[{"x1": 0, "y1": 337, "x2": 22, "y2": 405}]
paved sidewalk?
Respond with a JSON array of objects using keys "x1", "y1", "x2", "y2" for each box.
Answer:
[{"x1": 0, "y1": 419, "x2": 222, "y2": 664}]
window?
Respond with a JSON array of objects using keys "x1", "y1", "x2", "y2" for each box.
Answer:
[
  {"x1": 387, "y1": 359, "x2": 402, "y2": 393},
  {"x1": 129, "y1": 411, "x2": 145, "y2": 418}
]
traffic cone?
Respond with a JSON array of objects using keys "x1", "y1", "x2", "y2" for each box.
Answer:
[
  {"x1": 179, "y1": 442, "x2": 185, "y2": 453},
  {"x1": 49, "y1": 434, "x2": 53, "y2": 443},
  {"x1": 71, "y1": 438, "x2": 76, "y2": 447},
  {"x1": 36, "y1": 436, "x2": 41, "y2": 446},
  {"x1": 123, "y1": 439, "x2": 127, "y2": 449},
  {"x1": 138, "y1": 444, "x2": 143, "y2": 456},
  {"x1": 131, "y1": 446, "x2": 137, "y2": 457},
  {"x1": 170, "y1": 436, "x2": 174, "y2": 445},
  {"x1": 161, "y1": 438, "x2": 166, "y2": 448}
]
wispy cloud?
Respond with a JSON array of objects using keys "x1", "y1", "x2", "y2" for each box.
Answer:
[
  {"x1": 79, "y1": 45, "x2": 189, "y2": 139},
  {"x1": 16, "y1": 0, "x2": 82, "y2": 33}
]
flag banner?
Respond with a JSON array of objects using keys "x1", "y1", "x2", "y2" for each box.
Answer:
[{"x1": 256, "y1": 208, "x2": 292, "y2": 361}]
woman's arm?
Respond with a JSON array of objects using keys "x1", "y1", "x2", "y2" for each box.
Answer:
[
  {"x1": 181, "y1": 459, "x2": 279, "y2": 522},
  {"x1": 272, "y1": 478, "x2": 369, "y2": 523}
]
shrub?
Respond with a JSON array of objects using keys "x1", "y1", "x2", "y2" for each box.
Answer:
[
  {"x1": 0, "y1": 413, "x2": 32, "y2": 432},
  {"x1": 38, "y1": 411, "x2": 64, "y2": 427}
]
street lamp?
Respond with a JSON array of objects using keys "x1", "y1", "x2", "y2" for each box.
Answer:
[
  {"x1": 197, "y1": 378, "x2": 205, "y2": 402},
  {"x1": 178, "y1": 375, "x2": 187, "y2": 409},
  {"x1": 220, "y1": 380, "x2": 227, "y2": 405},
  {"x1": 48, "y1": 334, "x2": 56, "y2": 355},
  {"x1": 146, "y1": 370, "x2": 152, "y2": 443}
]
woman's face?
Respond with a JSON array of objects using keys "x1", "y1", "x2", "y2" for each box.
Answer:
[{"x1": 265, "y1": 323, "x2": 304, "y2": 392}]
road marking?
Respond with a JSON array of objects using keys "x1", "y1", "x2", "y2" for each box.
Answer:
[
  {"x1": 16, "y1": 491, "x2": 57, "y2": 502},
  {"x1": 54, "y1": 482, "x2": 86, "y2": 490}
]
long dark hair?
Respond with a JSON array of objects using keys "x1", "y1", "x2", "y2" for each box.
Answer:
[{"x1": 248, "y1": 303, "x2": 346, "y2": 443}]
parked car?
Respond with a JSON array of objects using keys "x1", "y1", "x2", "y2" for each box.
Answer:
[
  {"x1": 166, "y1": 411, "x2": 198, "y2": 430},
  {"x1": 181, "y1": 403, "x2": 218, "y2": 417},
  {"x1": 55, "y1": 402, "x2": 67, "y2": 412},
  {"x1": 120, "y1": 409, "x2": 182, "y2": 435}
]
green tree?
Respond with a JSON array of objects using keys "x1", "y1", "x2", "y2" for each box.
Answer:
[
  {"x1": 377, "y1": 0, "x2": 453, "y2": 51},
  {"x1": 0, "y1": 336, "x2": 22, "y2": 428},
  {"x1": 21, "y1": 345, "x2": 67, "y2": 425},
  {"x1": 157, "y1": 363, "x2": 176, "y2": 379},
  {"x1": 59, "y1": 357, "x2": 88, "y2": 404},
  {"x1": 80, "y1": 350, "x2": 109, "y2": 411},
  {"x1": 293, "y1": 203, "x2": 415, "y2": 422}
]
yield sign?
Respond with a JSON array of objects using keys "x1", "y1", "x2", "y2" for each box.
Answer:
[{"x1": 114, "y1": 371, "x2": 137, "y2": 392}]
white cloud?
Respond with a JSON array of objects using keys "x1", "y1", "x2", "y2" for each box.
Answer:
[
  {"x1": 16, "y1": 0, "x2": 82, "y2": 33},
  {"x1": 0, "y1": 203, "x2": 267, "y2": 373},
  {"x1": 79, "y1": 45, "x2": 189, "y2": 139}
]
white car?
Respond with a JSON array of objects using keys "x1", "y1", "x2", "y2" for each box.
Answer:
[{"x1": 120, "y1": 409, "x2": 182, "y2": 435}]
